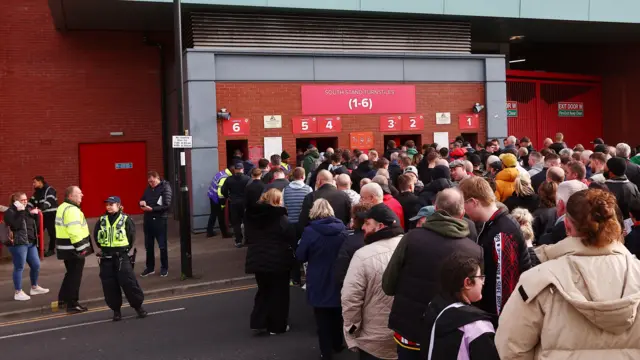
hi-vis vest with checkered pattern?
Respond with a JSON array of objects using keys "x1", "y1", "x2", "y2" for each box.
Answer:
[
  {"x1": 55, "y1": 202, "x2": 91, "y2": 256},
  {"x1": 96, "y1": 214, "x2": 129, "y2": 248}
]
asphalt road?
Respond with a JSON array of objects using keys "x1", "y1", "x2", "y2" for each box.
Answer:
[{"x1": 0, "y1": 285, "x2": 359, "y2": 360}]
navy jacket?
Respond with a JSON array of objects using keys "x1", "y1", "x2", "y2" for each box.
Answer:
[{"x1": 295, "y1": 217, "x2": 348, "y2": 308}]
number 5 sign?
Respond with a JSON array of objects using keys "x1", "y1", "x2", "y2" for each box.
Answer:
[
  {"x1": 458, "y1": 114, "x2": 479, "y2": 130},
  {"x1": 223, "y1": 118, "x2": 250, "y2": 136}
]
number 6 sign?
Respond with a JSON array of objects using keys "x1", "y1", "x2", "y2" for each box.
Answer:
[{"x1": 223, "y1": 118, "x2": 250, "y2": 136}]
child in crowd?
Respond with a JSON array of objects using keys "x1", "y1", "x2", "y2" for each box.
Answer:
[
  {"x1": 422, "y1": 254, "x2": 499, "y2": 360},
  {"x1": 511, "y1": 208, "x2": 539, "y2": 266}
]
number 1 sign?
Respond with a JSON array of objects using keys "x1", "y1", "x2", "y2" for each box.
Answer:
[
  {"x1": 458, "y1": 114, "x2": 479, "y2": 130},
  {"x1": 223, "y1": 118, "x2": 250, "y2": 136}
]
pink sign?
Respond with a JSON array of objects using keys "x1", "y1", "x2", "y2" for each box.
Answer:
[{"x1": 301, "y1": 85, "x2": 416, "y2": 115}]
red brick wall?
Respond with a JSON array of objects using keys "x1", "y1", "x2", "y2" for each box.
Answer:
[
  {"x1": 0, "y1": 1, "x2": 166, "y2": 204},
  {"x1": 216, "y1": 83, "x2": 485, "y2": 170}
]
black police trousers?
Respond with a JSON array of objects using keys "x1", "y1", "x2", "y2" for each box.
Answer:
[{"x1": 99, "y1": 255, "x2": 144, "y2": 311}]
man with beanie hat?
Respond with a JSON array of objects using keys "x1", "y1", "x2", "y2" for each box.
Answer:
[
  {"x1": 606, "y1": 157, "x2": 640, "y2": 221},
  {"x1": 280, "y1": 151, "x2": 292, "y2": 175}
]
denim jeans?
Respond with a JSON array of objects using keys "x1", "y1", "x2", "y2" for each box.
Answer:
[{"x1": 8, "y1": 244, "x2": 40, "y2": 291}]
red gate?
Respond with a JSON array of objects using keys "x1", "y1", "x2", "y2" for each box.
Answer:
[{"x1": 507, "y1": 70, "x2": 602, "y2": 150}]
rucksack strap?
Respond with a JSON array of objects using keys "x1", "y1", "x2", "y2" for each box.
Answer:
[{"x1": 427, "y1": 302, "x2": 464, "y2": 360}]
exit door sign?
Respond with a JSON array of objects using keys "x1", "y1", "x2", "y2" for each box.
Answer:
[
  {"x1": 558, "y1": 102, "x2": 584, "y2": 117},
  {"x1": 507, "y1": 101, "x2": 518, "y2": 117}
]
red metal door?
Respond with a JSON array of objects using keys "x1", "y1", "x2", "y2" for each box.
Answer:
[
  {"x1": 79, "y1": 142, "x2": 147, "y2": 218},
  {"x1": 507, "y1": 71, "x2": 602, "y2": 150}
]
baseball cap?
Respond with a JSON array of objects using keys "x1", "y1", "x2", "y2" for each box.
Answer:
[
  {"x1": 358, "y1": 204, "x2": 398, "y2": 227},
  {"x1": 449, "y1": 159, "x2": 466, "y2": 169},
  {"x1": 591, "y1": 138, "x2": 604, "y2": 145},
  {"x1": 234, "y1": 162, "x2": 244, "y2": 170},
  {"x1": 404, "y1": 166, "x2": 418, "y2": 177},
  {"x1": 409, "y1": 206, "x2": 435, "y2": 222},
  {"x1": 104, "y1": 196, "x2": 121, "y2": 203}
]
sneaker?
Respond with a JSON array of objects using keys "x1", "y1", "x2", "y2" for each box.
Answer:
[
  {"x1": 14, "y1": 291, "x2": 31, "y2": 301},
  {"x1": 270, "y1": 325, "x2": 290, "y2": 335},
  {"x1": 234, "y1": 242, "x2": 243, "y2": 248},
  {"x1": 30, "y1": 286, "x2": 50, "y2": 296},
  {"x1": 135, "y1": 307, "x2": 148, "y2": 318},
  {"x1": 160, "y1": 269, "x2": 168, "y2": 277},
  {"x1": 113, "y1": 310, "x2": 122, "y2": 322},
  {"x1": 44, "y1": 250, "x2": 56, "y2": 257},
  {"x1": 141, "y1": 269, "x2": 155, "y2": 277},
  {"x1": 67, "y1": 304, "x2": 88, "y2": 314},
  {"x1": 301, "y1": 284, "x2": 307, "y2": 290}
]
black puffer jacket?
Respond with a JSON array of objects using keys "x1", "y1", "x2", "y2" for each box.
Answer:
[
  {"x1": 3, "y1": 205, "x2": 38, "y2": 246},
  {"x1": 606, "y1": 176, "x2": 640, "y2": 220},
  {"x1": 382, "y1": 211, "x2": 483, "y2": 342},
  {"x1": 244, "y1": 203, "x2": 296, "y2": 274},
  {"x1": 418, "y1": 166, "x2": 453, "y2": 206},
  {"x1": 333, "y1": 229, "x2": 365, "y2": 289},
  {"x1": 351, "y1": 161, "x2": 373, "y2": 193},
  {"x1": 140, "y1": 180, "x2": 173, "y2": 218}
]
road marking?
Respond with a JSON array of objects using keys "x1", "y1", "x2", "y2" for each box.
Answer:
[
  {"x1": 0, "y1": 308, "x2": 185, "y2": 340},
  {"x1": 0, "y1": 284, "x2": 256, "y2": 328}
]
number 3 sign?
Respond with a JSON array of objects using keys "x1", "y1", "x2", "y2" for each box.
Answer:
[
  {"x1": 379, "y1": 115, "x2": 424, "y2": 132},
  {"x1": 223, "y1": 118, "x2": 250, "y2": 136}
]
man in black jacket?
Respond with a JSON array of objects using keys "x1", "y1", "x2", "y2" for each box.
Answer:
[
  {"x1": 351, "y1": 154, "x2": 373, "y2": 193},
  {"x1": 616, "y1": 143, "x2": 640, "y2": 189},
  {"x1": 383, "y1": 188, "x2": 482, "y2": 359},
  {"x1": 396, "y1": 175, "x2": 421, "y2": 232},
  {"x1": 263, "y1": 168, "x2": 289, "y2": 193},
  {"x1": 539, "y1": 180, "x2": 588, "y2": 246},
  {"x1": 139, "y1": 171, "x2": 173, "y2": 278},
  {"x1": 245, "y1": 168, "x2": 265, "y2": 209},
  {"x1": 221, "y1": 162, "x2": 250, "y2": 248},
  {"x1": 458, "y1": 177, "x2": 531, "y2": 316},
  {"x1": 29, "y1": 176, "x2": 58, "y2": 257},
  {"x1": 605, "y1": 157, "x2": 640, "y2": 221},
  {"x1": 531, "y1": 153, "x2": 561, "y2": 192},
  {"x1": 298, "y1": 170, "x2": 352, "y2": 232}
]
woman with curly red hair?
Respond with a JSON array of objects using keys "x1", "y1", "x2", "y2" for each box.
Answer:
[{"x1": 496, "y1": 189, "x2": 640, "y2": 359}]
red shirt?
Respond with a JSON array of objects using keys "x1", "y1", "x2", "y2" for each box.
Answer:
[{"x1": 383, "y1": 194, "x2": 405, "y2": 229}]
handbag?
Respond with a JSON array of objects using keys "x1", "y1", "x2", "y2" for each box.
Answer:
[{"x1": 0, "y1": 221, "x2": 14, "y2": 246}]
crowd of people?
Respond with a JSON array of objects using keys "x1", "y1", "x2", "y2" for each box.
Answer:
[{"x1": 207, "y1": 133, "x2": 640, "y2": 359}]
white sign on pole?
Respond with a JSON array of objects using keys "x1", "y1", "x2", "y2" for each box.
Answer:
[
  {"x1": 436, "y1": 112, "x2": 451, "y2": 125},
  {"x1": 433, "y1": 132, "x2": 449, "y2": 150},
  {"x1": 263, "y1": 115, "x2": 283, "y2": 129},
  {"x1": 172, "y1": 135, "x2": 193, "y2": 148},
  {"x1": 264, "y1": 137, "x2": 283, "y2": 158}
]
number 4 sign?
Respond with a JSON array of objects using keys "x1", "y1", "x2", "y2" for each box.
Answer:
[
  {"x1": 223, "y1": 118, "x2": 250, "y2": 136},
  {"x1": 318, "y1": 116, "x2": 342, "y2": 133},
  {"x1": 458, "y1": 114, "x2": 479, "y2": 130}
]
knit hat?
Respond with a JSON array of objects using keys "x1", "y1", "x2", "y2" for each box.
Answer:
[
  {"x1": 499, "y1": 153, "x2": 518, "y2": 168},
  {"x1": 281, "y1": 151, "x2": 290, "y2": 160},
  {"x1": 607, "y1": 157, "x2": 627, "y2": 177}
]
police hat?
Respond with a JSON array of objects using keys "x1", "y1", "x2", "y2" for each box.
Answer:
[{"x1": 105, "y1": 196, "x2": 121, "y2": 204}]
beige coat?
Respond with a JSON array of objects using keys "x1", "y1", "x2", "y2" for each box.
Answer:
[
  {"x1": 341, "y1": 234, "x2": 402, "y2": 360},
  {"x1": 496, "y1": 236, "x2": 640, "y2": 360}
]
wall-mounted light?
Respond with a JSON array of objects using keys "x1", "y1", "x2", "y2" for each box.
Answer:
[
  {"x1": 110, "y1": 131, "x2": 124, "y2": 136},
  {"x1": 217, "y1": 108, "x2": 231, "y2": 120},
  {"x1": 472, "y1": 103, "x2": 485, "y2": 114}
]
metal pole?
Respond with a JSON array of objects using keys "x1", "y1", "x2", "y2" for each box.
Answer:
[{"x1": 174, "y1": 0, "x2": 192, "y2": 279}]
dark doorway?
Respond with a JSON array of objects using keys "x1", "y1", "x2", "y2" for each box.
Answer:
[
  {"x1": 226, "y1": 139, "x2": 248, "y2": 167},
  {"x1": 384, "y1": 134, "x2": 422, "y2": 151},
  {"x1": 296, "y1": 137, "x2": 339, "y2": 155},
  {"x1": 461, "y1": 133, "x2": 479, "y2": 148}
]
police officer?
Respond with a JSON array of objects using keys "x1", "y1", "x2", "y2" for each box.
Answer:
[{"x1": 94, "y1": 196, "x2": 147, "y2": 321}]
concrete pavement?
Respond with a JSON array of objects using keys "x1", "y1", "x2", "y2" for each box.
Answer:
[
  {"x1": 0, "y1": 285, "x2": 359, "y2": 360},
  {"x1": 0, "y1": 217, "x2": 252, "y2": 320}
]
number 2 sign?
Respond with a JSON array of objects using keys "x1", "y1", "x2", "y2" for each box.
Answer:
[
  {"x1": 223, "y1": 118, "x2": 250, "y2": 136},
  {"x1": 458, "y1": 114, "x2": 479, "y2": 130},
  {"x1": 380, "y1": 115, "x2": 424, "y2": 132}
]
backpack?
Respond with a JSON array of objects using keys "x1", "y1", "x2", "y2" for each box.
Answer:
[
  {"x1": 310, "y1": 157, "x2": 323, "y2": 173},
  {"x1": 0, "y1": 221, "x2": 14, "y2": 246}
]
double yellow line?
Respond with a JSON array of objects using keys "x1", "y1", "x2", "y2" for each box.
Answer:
[{"x1": 0, "y1": 284, "x2": 256, "y2": 328}]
